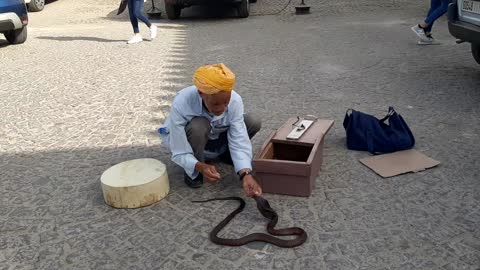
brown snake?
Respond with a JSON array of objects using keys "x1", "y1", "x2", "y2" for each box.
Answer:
[{"x1": 192, "y1": 196, "x2": 307, "y2": 248}]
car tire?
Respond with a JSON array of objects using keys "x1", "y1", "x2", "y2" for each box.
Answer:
[
  {"x1": 472, "y1": 43, "x2": 480, "y2": 65},
  {"x1": 165, "y1": 3, "x2": 181, "y2": 20},
  {"x1": 28, "y1": 0, "x2": 45, "y2": 12},
  {"x1": 4, "y1": 26, "x2": 28, "y2": 44},
  {"x1": 238, "y1": 0, "x2": 250, "y2": 18},
  {"x1": 249, "y1": 0, "x2": 257, "y2": 3}
]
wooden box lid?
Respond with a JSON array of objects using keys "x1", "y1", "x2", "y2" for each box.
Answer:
[{"x1": 272, "y1": 117, "x2": 334, "y2": 146}]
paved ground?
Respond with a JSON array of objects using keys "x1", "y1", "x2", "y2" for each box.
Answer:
[{"x1": 1, "y1": 0, "x2": 479, "y2": 269}]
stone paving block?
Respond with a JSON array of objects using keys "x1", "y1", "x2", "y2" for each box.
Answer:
[
  {"x1": 293, "y1": 242, "x2": 320, "y2": 258},
  {"x1": 454, "y1": 216, "x2": 478, "y2": 233},
  {"x1": 318, "y1": 211, "x2": 350, "y2": 232},
  {"x1": 271, "y1": 257, "x2": 297, "y2": 270},
  {"x1": 172, "y1": 259, "x2": 203, "y2": 270},
  {"x1": 187, "y1": 234, "x2": 208, "y2": 250},
  {"x1": 138, "y1": 252, "x2": 171, "y2": 269},
  {"x1": 34, "y1": 259, "x2": 64, "y2": 270},
  {"x1": 9, "y1": 265, "x2": 35, "y2": 270},
  {"x1": 320, "y1": 243, "x2": 342, "y2": 263},
  {"x1": 0, "y1": 234, "x2": 32, "y2": 251},
  {"x1": 358, "y1": 252, "x2": 405, "y2": 270},
  {"x1": 156, "y1": 258, "x2": 179, "y2": 270},
  {"x1": 218, "y1": 246, "x2": 250, "y2": 262},
  {"x1": 324, "y1": 257, "x2": 358, "y2": 270},
  {"x1": 337, "y1": 242, "x2": 369, "y2": 257},
  {"x1": 0, "y1": 249, "x2": 13, "y2": 265},
  {"x1": 390, "y1": 263, "x2": 416, "y2": 270},
  {"x1": 206, "y1": 258, "x2": 237, "y2": 270},
  {"x1": 39, "y1": 231, "x2": 61, "y2": 245},
  {"x1": 202, "y1": 240, "x2": 225, "y2": 256},
  {"x1": 297, "y1": 256, "x2": 325, "y2": 270},
  {"x1": 87, "y1": 235, "x2": 121, "y2": 251},
  {"x1": 150, "y1": 201, "x2": 186, "y2": 224},
  {"x1": 441, "y1": 260, "x2": 480, "y2": 270},
  {"x1": 164, "y1": 193, "x2": 184, "y2": 204},
  {"x1": 237, "y1": 251, "x2": 274, "y2": 269},
  {"x1": 37, "y1": 243, "x2": 64, "y2": 263},
  {"x1": 190, "y1": 250, "x2": 214, "y2": 265},
  {"x1": 458, "y1": 252, "x2": 480, "y2": 268}
]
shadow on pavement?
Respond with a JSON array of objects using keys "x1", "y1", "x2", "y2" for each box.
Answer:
[
  {"x1": 37, "y1": 36, "x2": 126, "y2": 43},
  {"x1": 0, "y1": 39, "x2": 10, "y2": 48},
  {"x1": 103, "y1": 8, "x2": 130, "y2": 22},
  {"x1": 0, "y1": 141, "x2": 242, "y2": 268},
  {"x1": 102, "y1": 3, "x2": 242, "y2": 23}
]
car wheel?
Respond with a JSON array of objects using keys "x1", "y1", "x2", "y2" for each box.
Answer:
[
  {"x1": 472, "y1": 43, "x2": 480, "y2": 65},
  {"x1": 5, "y1": 26, "x2": 28, "y2": 44},
  {"x1": 28, "y1": 0, "x2": 45, "y2": 12},
  {"x1": 238, "y1": 0, "x2": 250, "y2": 18},
  {"x1": 165, "y1": 3, "x2": 181, "y2": 20}
]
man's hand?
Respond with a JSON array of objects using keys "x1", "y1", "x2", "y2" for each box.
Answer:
[
  {"x1": 242, "y1": 175, "x2": 262, "y2": 197},
  {"x1": 195, "y1": 162, "x2": 221, "y2": 183}
]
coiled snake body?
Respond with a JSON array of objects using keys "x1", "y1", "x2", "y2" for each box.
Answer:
[{"x1": 192, "y1": 196, "x2": 307, "y2": 248}]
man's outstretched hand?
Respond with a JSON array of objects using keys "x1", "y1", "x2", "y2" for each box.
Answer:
[
  {"x1": 243, "y1": 175, "x2": 262, "y2": 197},
  {"x1": 195, "y1": 162, "x2": 221, "y2": 183}
]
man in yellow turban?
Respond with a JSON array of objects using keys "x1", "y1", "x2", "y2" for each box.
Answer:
[{"x1": 159, "y1": 64, "x2": 262, "y2": 197}]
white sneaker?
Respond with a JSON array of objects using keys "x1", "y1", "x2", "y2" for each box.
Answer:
[
  {"x1": 411, "y1": 25, "x2": 429, "y2": 42},
  {"x1": 127, "y1": 35, "x2": 143, "y2": 44},
  {"x1": 417, "y1": 36, "x2": 440, "y2": 45},
  {"x1": 150, "y1": 25, "x2": 158, "y2": 40}
]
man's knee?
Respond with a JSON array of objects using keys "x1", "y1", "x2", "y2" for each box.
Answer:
[
  {"x1": 244, "y1": 113, "x2": 262, "y2": 137},
  {"x1": 185, "y1": 117, "x2": 211, "y2": 141}
]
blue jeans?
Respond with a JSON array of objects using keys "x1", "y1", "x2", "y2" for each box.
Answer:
[
  {"x1": 128, "y1": 0, "x2": 151, "y2": 33},
  {"x1": 424, "y1": 0, "x2": 452, "y2": 32}
]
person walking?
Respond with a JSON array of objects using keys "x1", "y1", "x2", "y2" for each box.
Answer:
[
  {"x1": 126, "y1": 0, "x2": 157, "y2": 44},
  {"x1": 411, "y1": 0, "x2": 452, "y2": 44}
]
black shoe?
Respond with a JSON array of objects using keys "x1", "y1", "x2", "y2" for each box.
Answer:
[{"x1": 184, "y1": 173, "x2": 203, "y2": 188}]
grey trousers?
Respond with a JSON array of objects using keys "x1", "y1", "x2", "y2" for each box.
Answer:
[{"x1": 185, "y1": 113, "x2": 261, "y2": 164}]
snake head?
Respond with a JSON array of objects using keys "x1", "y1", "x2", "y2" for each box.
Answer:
[{"x1": 254, "y1": 196, "x2": 276, "y2": 219}]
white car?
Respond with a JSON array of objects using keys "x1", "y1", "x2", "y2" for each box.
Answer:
[
  {"x1": 448, "y1": 0, "x2": 480, "y2": 64},
  {"x1": 25, "y1": 0, "x2": 45, "y2": 12}
]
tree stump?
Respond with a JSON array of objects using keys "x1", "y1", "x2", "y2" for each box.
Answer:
[{"x1": 101, "y1": 158, "x2": 169, "y2": 208}]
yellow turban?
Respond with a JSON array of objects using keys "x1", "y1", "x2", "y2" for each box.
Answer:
[{"x1": 193, "y1": 63, "x2": 236, "y2": 94}]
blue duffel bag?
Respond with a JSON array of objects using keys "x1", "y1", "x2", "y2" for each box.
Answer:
[{"x1": 343, "y1": 107, "x2": 415, "y2": 154}]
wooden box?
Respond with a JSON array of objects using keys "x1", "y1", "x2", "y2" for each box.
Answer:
[{"x1": 253, "y1": 118, "x2": 334, "y2": 197}]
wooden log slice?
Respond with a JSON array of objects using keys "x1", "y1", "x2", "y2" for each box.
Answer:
[{"x1": 101, "y1": 158, "x2": 169, "y2": 208}]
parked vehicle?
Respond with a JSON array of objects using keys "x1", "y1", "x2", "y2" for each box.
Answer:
[
  {"x1": 164, "y1": 0, "x2": 256, "y2": 20},
  {"x1": 25, "y1": 0, "x2": 45, "y2": 12},
  {"x1": 0, "y1": 0, "x2": 28, "y2": 45},
  {"x1": 448, "y1": 0, "x2": 480, "y2": 64}
]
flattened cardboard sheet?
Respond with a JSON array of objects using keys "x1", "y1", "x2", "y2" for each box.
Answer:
[{"x1": 359, "y1": 149, "x2": 440, "y2": 178}]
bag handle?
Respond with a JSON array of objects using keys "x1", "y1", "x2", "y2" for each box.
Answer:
[
  {"x1": 343, "y1": 109, "x2": 353, "y2": 129},
  {"x1": 379, "y1": 106, "x2": 396, "y2": 123}
]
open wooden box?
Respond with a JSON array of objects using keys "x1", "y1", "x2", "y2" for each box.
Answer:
[{"x1": 253, "y1": 118, "x2": 334, "y2": 197}]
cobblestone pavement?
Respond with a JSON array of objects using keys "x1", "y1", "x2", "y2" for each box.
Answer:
[{"x1": 1, "y1": 0, "x2": 479, "y2": 269}]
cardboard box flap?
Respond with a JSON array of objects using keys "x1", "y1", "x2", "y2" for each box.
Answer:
[
  {"x1": 359, "y1": 149, "x2": 440, "y2": 178},
  {"x1": 273, "y1": 118, "x2": 334, "y2": 145}
]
